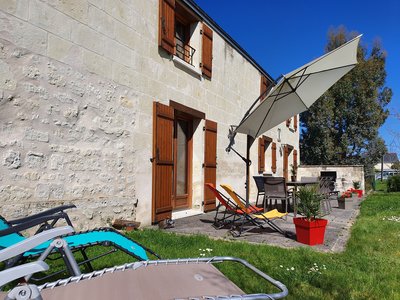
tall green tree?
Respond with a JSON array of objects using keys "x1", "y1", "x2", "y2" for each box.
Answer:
[{"x1": 300, "y1": 27, "x2": 391, "y2": 171}]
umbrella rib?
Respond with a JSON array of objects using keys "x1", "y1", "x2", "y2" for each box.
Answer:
[
  {"x1": 254, "y1": 79, "x2": 287, "y2": 137},
  {"x1": 285, "y1": 75, "x2": 309, "y2": 111},
  {"x1": 288, "y1": 63, "x2": 357, "y2": 78},
  {"x1": 288, "y1": 66, "x2": 308, "y2": 89}
]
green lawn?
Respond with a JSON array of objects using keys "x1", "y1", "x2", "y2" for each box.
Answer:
[
  {"x1": 375, "y1": 179, "x2": 388, "y2": 192},
  {"x1": 124, "y1": 192, "x2": 400, "y2": 299},
  {"x1": 11, "y1": 191, "x2": 400, "y2": 299}
]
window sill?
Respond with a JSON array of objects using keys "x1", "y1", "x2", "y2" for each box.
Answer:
[{"x1": 172, "y1": 55, "x2": 202, "y2": 78}]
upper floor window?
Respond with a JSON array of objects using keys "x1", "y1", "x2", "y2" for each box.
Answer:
[
  {"x1": 175, "y1": 8, "x2": 196, "y2": 66},
  {"x1": 159, "y1": 0, "x2": 213, "y2": 78}
]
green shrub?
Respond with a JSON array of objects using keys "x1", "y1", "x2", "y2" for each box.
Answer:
[
  {"x1": 295, "y1": 185, "x2": 323, "y2": 220},
  {"x1": 387, "y1": 175, "x2": 400, "y2": 192}
]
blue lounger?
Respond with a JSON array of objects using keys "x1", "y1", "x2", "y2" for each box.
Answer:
[{"x1": 0, "y1": 208, "x2": 159, "y2": 281}]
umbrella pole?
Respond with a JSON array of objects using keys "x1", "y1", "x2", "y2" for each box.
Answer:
[{"x1": 246, "y1": 135, "x2": 255, "y2": 207}]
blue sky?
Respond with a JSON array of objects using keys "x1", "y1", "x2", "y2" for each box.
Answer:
[{"x1": 195, "y1": 0, "x2": 400, "y2": 157}]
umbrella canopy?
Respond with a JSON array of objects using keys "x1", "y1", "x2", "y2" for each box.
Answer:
[{"x1": 233, "y1": 35, "x2": 362, "y2": 139}]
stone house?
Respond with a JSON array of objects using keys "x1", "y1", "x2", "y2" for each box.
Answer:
[
  {"x1": 374, "y1": 153, "x2": 399, "y2": 171},
  {"x1": 0, "y1": 0, "x2": 299, "y2": 228}
]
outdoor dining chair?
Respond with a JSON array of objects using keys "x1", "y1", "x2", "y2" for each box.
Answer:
[
  {"x1": 264, "y1": 177, "x2": 292, "y2": 214},
  {"x1": 253, "y1": 176, "x2": 266, "y2": 207},
  {"x1": 318, "y1": 177, "x2": 337, "y2": 215},
  {"x1": 0, "y1": 230, "x2": 289, "y2": 300},
  {"x1": 300, "y1": 176, "x2": 319, "y2": 183}
]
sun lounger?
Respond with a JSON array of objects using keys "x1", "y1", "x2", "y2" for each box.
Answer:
[
  {"x1": 220, "y1": 184, "x2": 264, "y2": 213},
  {"x1": 2, "y1": 256, "x2": 288, "y2": 299},
  {"x1": 0, "y1": 209, "x2": 160, "y2": 282},
  {"x1": 205, "y1": 183, "x2": 289, "y2": 237}
]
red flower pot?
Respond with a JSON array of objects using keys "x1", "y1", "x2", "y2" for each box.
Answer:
[{"x1": 293, "y1": 217, "x2": 328, "y2": 246}]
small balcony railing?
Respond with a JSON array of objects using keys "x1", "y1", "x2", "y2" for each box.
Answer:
[{"x1": 175, "y1": 36, "x2": 196, "y2": 66}]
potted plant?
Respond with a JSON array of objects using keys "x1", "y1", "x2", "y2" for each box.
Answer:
[
  {"x1": 338, "y1": 191, "x2": 352, "y2": 209},
  {"x1": 351, "y1": 181, "x2": 363, "y2": 198},
  {"x1": 293, "y1": 185, "x2": 328, "y2": 245},
  {"x1": 290, "y1": 164, "x2": 297, "y2": 182}
]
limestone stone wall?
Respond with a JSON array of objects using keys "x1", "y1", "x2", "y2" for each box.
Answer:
[
  {"x1": 298, "y1": 165, "x2": 365, "y2": 192},
  {"x1": 0, "y1": 39, "x2": 143, "y2": 228},
  {"x1": 0, "y1": 0, "x2": 299, "y2": 227}
]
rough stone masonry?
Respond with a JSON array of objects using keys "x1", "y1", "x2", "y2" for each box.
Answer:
[{"x1": 0, "y1": 39, "x2": 142, "y2": 228}]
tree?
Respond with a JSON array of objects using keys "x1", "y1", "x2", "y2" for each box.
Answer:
[
  {"x1": 300, "y1": 27, "x2": 392, "y2": 171},
  {"x1": 391, "y1": 161, "x2": 400, "y2": 170}
]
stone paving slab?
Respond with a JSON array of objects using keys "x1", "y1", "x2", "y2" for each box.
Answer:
[{"x1": 166, "y1": 196, "x2": 363, "y2": 252}]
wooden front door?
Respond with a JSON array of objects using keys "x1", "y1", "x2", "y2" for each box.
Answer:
[
  {"x1": 152, "y1": 102, "x2": 174, "y2": 223},
  {"x1": 203, "y1": 120, "x2": 217, "y2": 212}
]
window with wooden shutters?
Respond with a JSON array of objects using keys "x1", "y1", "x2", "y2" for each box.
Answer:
[
  {"x1": 294, "y1": 115, "x2": 298, "y2": 131},
  {"x1": 283, "y1": 145, "x2": 289, "y2": 181},
  {"x1": 258, "y1": 136, "x2": 272, "y2": 174},
  {"x1": 159, "y1": 0, "x2": 175, "y2": 55},
  {"x1": 204, "y1": 120, "x2": 217, "y2": 212},
  {"x1": 152, "y1": 102, "x2": 174, "y2": 223},
  {"x1": 260, "y1": 76, "x2": 271, "y2": 102},
  {"x1": 258, "y1": 137, "x2": 265, "y2": 174},
  {"x1": 201, "y1": 24, "x2": 213, "y2": 78},
  {"x1": 271, "y1": 142, "x2": 277, "y2": 174}
]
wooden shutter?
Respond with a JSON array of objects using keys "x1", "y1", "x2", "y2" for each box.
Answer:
[
  {"x1": 293, "y1": 149, "x2": 298, "y2": 170},
  {"x1": 152, "y1": 102, "x2": 174, "y2": 223},
  {"x1": 258, "y1": 137, "x2": 265, "y2": 173},
  {"x1": 283, "y1": 145, "x2": 289, "y2": 181},
  {"x1": 201, "y1": 24, "x2": 213, "y2": 78},
  {"x1": 286, "y1": 119, "x2": 290, "y2": 127},
  {"x1": 294, "y1": 115, "x2": 298, "y2": 131},
  {"x1": 159, "y1": 0, "x2": 175, "y2": 55},
  {"x1": 271, "y1": 142, "x2": 277, "y2": 174},
  {"x1": 260, "y1": 76, "x2": 269, "y2": 102},
  {"x1": 204, "y1": 120, "x2": 217, "y2": 212}
]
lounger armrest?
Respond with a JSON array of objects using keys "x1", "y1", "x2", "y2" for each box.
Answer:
[
  {"x1": 0, "y1": 213, "x2": 72, "y2": 237},
  {"x1": 8, "y1": 204, "x2": 76, "y2": 225},
  {"x1": 0, "y1": 226, "x2": 74, "y2": 262},
  {"x1": 0, "y1": 261, "x2": 49, "y2": 287}
]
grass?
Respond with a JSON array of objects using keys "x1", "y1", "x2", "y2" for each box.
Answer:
[
  {"x1": 9, "y1": 191, "x2": 400, "y2": 299},
  {"x1": 375, "y1": 179, "x2": 388, "y2": 192},
  {"x1": 128, "y1": 192, "x2": 400, "y2": 299}
]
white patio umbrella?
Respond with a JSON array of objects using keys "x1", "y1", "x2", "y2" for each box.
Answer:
[{"x1": 227, "y1": 35, "x2": 362, "y2": 203}]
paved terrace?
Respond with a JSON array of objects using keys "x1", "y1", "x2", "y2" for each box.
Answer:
[{"x1": 165, "y1": 196, "x2": 363, "y2": 252}]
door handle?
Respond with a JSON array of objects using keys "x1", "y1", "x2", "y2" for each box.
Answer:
[{"x1": 150, "y1": 148, "x2": 160, "y2": 163}]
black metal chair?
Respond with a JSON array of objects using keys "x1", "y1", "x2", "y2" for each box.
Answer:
[
  {"x1": 264, "y1": 177, "x2": 291, "y2": 215},
  {"x1": 253, "y1": 176, "x2": 266, "y2": 207},
  {"x1": 300, "y1": 176, "x2": 319, "y2": 183},
  {"x1": 318, "y1": 176, "x2": 338, "y2": 215}
]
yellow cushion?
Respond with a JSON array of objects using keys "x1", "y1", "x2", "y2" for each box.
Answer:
[{"x1": 252, "y1": 209, "x2": 287, "y2": 219}]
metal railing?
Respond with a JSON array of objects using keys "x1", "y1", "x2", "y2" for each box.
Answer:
[{"x1": 175, "y1": 36, "x2": 196, "y2": 66}]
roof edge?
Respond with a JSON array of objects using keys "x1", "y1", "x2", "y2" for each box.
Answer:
[{"x1": 181, "y1": 0, "x2": 275, "y2": 83}]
